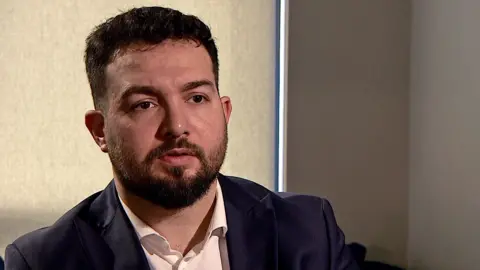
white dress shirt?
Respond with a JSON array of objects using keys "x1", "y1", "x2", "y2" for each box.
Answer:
[{"x1": 119, "y1": 181, "x2": 230, "y2": 270}]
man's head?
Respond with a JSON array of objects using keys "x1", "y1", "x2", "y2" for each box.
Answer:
[{"x1": 84, "y1": 7, "x2": 232, "y2": 210}]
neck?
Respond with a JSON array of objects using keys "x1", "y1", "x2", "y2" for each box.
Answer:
[{"x1": 116, "y1": 179, "x2": 218, "y2": 255}]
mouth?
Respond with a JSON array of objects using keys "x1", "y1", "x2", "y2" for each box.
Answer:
[
  {"x1": 163, "y1": 148, "x2": 195, "y2": 156},
  {"x1": 157, "y1": 148, "x2": 197, "y2": 165}
]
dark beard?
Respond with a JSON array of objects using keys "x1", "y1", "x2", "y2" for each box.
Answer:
[{"x1": 108, "y1": 129, "x2": 228, "y2": 210}]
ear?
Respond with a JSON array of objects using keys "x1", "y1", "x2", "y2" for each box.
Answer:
[
  {"x1": 220, "y1": 96, "x2": 232, "y2": 124},
  {"x1": 85, "y1": 110, "x2": 108, "y2": 153}
]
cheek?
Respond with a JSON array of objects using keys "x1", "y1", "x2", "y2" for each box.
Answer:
[
  {"x1": 190, "y1": 111, "x2": 225, "y2": 143},
  {"x1": 109, "y1": 121, "x2": 158, "y2": 158}
]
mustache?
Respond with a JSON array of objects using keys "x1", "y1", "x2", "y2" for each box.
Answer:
[{"x1": 144, "y1": 138, "x2": 205, "y2": 163}]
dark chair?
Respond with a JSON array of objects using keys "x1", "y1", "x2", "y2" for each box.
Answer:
[{"x1": 348, "y1": 242, "x2": 405, "y2": 270}]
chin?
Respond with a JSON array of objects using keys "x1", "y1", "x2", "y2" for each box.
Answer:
[
  {"x1": 181, "y1": 168, "x2": 202, "y2": 178},
  {"x1": 151, "y1": 166, "x2": 198, "y2": 179}
]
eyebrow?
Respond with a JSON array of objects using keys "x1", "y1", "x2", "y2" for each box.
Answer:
[
  {"x1": 119, "y1": 79, "x2": 216, "y2": 101},
  {"x1": 118, "y1": 86, "x2": 158, "y2": 102},
  {"x1": 182, "y1": 79, "x2": 216, "y2": 93}
]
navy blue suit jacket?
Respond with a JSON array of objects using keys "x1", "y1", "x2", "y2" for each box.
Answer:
[{"x1": 5, "y1": 175, "x2": 359, "y2": 270}]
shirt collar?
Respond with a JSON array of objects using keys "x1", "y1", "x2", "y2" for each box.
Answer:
[
  {"x1": 208, "y1": 180, "x2": 228, "y2": 237},
  {"x1": 118, "y1": 180, "x2": 228, "y2": 241}
]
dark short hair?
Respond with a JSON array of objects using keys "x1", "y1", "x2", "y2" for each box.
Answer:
[{"x1": 84, "y1": 6, "x2": 219, "y2": 110}]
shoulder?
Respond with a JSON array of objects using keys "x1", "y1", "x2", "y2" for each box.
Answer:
[
  {"x1": 6, "y1": 192, "x2": 102, "y2": 268},
  {"x1": 224, "y1": 175, "x2": 342, "y2": 241},
  {"x1": 225, "y1": 175, "x2": 334, "y2": 222},
  {"x1": 224, "y1": 175, "x2": 358, "y2": 269},
  {"x1": 12, "y1": 191, "x2": 101, "y2": 245},
  {"x1": 225, "y1": 175, "x2": 329, "y2": 206}
]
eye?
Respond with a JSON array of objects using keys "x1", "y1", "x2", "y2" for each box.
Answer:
[
  {"x1": 189, "y1": 95, "x2": 207, "y2": 104},
  {"x1": 134, "y1": 101, "x2": 156, "y2": 110}
]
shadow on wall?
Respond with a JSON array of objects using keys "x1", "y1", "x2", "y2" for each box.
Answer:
[{"x1": 0, "y1": 210, "x2": 62, "y2": 257}]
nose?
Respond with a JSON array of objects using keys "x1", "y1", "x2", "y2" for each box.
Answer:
[{"x1": 159, "y1": 103, "x2": 188, "y2": 139}]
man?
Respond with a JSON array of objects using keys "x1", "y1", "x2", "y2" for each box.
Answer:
[{"x1": 5, "y1": 6, "x2": 359, "y2": 270}]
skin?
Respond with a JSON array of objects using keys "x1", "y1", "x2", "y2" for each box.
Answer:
[{"x1": 85, "y1": 39, "x2": 232, "y2": 254}]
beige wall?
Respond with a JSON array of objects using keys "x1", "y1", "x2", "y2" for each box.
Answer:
[
  {"x1": 286, "y1": 0, "x2": 411, "y2": 267},
  {"x1": 408, "y1": 1, "x2": 480, "y2": 269},
  {"x1": 0, "y1": 0, "x2": 276, "y2": 255}
]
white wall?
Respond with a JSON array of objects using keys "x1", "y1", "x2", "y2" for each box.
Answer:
[
  {"x1": 408, "y1": 1, "x2": 480, "y2": 269},
  {"x1": 286, "y1": 0, "x2": 411, "y2": 267},
  {"x1": 0, "y1": 0, "x2": 276, "y2": 256}
]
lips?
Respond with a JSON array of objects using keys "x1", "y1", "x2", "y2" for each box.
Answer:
[
  {"x1": 162, "y1": 148, "x2": 196, "y2": 157},
  {"x1": 157, "y1": 148, "x2": 196, "y2": 165}
]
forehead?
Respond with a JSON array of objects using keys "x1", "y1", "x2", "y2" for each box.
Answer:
[{"x1": 105, "y1": 40, "x2": 214, "y2": 95}]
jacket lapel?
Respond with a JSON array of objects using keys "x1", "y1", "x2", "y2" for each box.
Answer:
[
  {"x1": 219, "y1": 175, "x2": 278, "y2": 270},
  {"x1": 86, "y1": 181, "x2": 151, "y2": 270}
]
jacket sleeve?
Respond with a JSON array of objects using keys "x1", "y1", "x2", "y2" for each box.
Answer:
[
  {"x1": 321, "y1": 199, "x2": 360, "y2": 270},
  {"x1": 5, "y1": 244, "x2": 31, "y2": 270}
]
